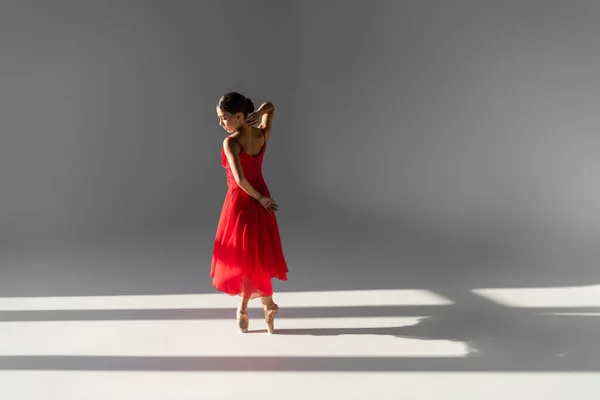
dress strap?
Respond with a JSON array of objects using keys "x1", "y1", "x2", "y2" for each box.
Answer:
[{"x1": 227, "y1": 134, "x2": 266, "y2": 156}]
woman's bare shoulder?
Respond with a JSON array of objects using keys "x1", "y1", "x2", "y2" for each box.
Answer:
[{"x1": 251, "y1": 126, "x2": 264, "y2": 134}]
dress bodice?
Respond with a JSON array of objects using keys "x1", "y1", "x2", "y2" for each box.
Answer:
[{"x1": 221, "y1": 138, "x2": 267, "y2": 190}]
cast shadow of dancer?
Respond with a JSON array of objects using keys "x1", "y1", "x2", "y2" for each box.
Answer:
[
  {"x1": 267, "y1": 288, "x2": 600, "y2": 372},
  {"x1": 270, "y1": 213, "x2": 600, "y2": 371}
]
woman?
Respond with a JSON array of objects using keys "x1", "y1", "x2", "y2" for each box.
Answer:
[{"x1": 210, "y1": 92, "x2": 289, "y2": 334}]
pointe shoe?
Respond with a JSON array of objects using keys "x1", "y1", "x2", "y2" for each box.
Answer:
[
  {"x1": 236, "y1": 307, "x2": 249, "y2": 333},
  {"x1": 263, "y1": 303, "x2": 279, "y2": 334}
]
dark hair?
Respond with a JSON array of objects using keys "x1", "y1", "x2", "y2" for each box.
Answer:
[{"x1": 217, "y1": 92, "x2": 254, "y2": 119}]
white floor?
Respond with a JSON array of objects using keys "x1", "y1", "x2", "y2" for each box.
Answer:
[{"x1": 1, "y1": 288, "x2": 599, "y2": 399}]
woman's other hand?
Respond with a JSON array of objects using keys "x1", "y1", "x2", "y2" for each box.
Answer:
[
  {"x1": 258, "y1": 195, "x2": 278, "y2": 212},
  {"x1": 246, "y1": 111, "x2": 261, "y2": 127}
]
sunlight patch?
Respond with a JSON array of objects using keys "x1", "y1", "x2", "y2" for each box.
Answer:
[
  {"x1": 472, "y1": 285, "x2": 600, "y2": 308},
  {"x1": 0, "y1": 317, "x2": 468, "y2": 358}
]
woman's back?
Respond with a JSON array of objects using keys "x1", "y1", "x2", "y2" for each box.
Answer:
[
  {"x1": 221, "y1": 128, "x2": 268, "y2": 190},
  {"x1": 228, "y1": 127, "x2": 267, "y2": 157}
]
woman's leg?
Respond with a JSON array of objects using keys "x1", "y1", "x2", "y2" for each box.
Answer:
[
  {"x1": 259, "y1": 295, "x2": 275, "y2": 309},
  {"x1": 236, "y1": 296, "x2": 250, "y2": 333},
  {"x1": 239, "y1": 296, "x2": 250, "y2": 310},
  {"x1": 260, "y1": 295, "x2": 279, "y2": 334}
]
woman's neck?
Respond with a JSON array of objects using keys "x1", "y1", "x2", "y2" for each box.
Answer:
[{"x1": 236, "y1": 124, "x2": 251, "y2": 136}]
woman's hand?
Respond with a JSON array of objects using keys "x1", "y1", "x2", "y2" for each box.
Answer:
[
  {"x1": 246, "y1": 111, "x2": 262, "y2": 127},
  {"x1": 258, "y1": 195, "x2": 278, "y2": 212}
]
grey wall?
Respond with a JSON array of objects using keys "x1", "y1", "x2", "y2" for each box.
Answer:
[
  {"x1": 0, "y1": 0, "x2": 303, "y2": 245},
  {"x1": 2, "y1": 0, "x2": 600, "y2": 260},
  {"x1": 291, "y1": 1, "x2": 600, "y2": 256}
]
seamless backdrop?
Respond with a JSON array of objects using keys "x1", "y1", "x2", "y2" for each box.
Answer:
[{"x1": 1, "y1": 0, "x2": 599, "y2": 295}]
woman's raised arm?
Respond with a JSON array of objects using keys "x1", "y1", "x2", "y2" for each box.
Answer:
[{"x1": 256, "y1": 102, "x2": 275, "y2": 141}]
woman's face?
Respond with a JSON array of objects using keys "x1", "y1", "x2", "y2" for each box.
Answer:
[{"x1": 216, "y1": 107, "x2": 242, "y2": 133}]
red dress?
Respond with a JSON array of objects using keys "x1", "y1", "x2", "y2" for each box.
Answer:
[{"x1": 210, "y1": 135, "x2": 288, "y2": 299}]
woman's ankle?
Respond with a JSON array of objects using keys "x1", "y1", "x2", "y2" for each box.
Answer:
[
  {"x1": 238, "y1": 300, "x2": 249, "y2": 312},
  {"x1": 263, "y1": 301, "x2": 278, "y2": 311}
]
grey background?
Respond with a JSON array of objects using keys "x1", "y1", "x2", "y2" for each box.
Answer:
[
  {"x1": 1, "y1": 0, "x2": 600, "y2": 372},
  {"x1": 0, "y1": 0, "x2": 302, "y2": 244}
]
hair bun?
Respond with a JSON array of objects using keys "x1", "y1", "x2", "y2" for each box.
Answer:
[
  {"x1": 217, "y1": 92, "x2": 254, "y2": 117},
  {"x1": 245, "y1": 98, "x2": 255, "y2": 114}
]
